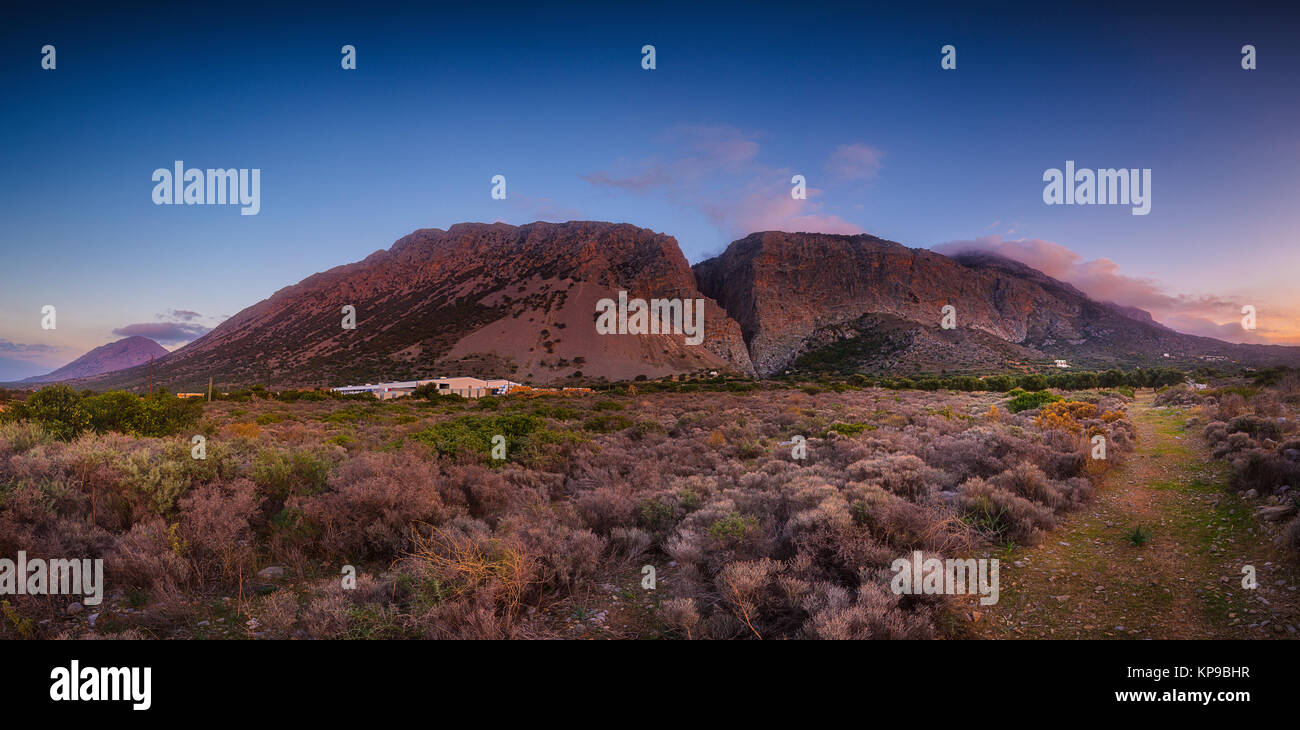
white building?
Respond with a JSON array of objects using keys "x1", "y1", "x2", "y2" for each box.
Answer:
[
  {"x1": 332, "y1": 376, "x2": 521, "y2": 400},
  {"x1": 1053, "y1": 359, "x2": 1069, "y2": 368}
]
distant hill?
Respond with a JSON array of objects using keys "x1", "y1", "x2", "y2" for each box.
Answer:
[{"x1": 24, "y1": 336, "x2": 167, "y2": 383}]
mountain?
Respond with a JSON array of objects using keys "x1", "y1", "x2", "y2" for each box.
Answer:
[
  {"x1": 694, "y1": 231, "x2": 1300, "y2": 376},
  {"x1": 24, "y1": 336, "x2": 168, "y2": 383},
  {"x1": 66, "y1": 223, "x2": 1300, "y2": 392},
  {"x1": 79, "y1": 222, "x2": 753, "y2": 391}
]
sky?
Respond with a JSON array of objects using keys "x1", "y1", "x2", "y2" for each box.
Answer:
[{"x1": 2, "y1": 0, "x2": 1298, "y2": 379}]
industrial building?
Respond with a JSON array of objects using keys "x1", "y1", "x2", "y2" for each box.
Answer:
[{"x1": 331, "y1": 376, "x2": 520, "y2": 400}]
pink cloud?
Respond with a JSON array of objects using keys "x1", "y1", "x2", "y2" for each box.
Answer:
[
  {"x1": 582, "y1": 125, "x2": 869, "y2": 239},
  {"x1": 934, "y1": 235, "x2": 1299, "y2": 345},
  {"x1": 709, "y1": 190, "x2": 863, "y2": 236}
]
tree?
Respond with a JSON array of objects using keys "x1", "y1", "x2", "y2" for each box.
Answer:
[
  {"x1": 1099, "y1": 369, "x2": 1126, "y2": 388},
  {"x1": 1018, "y1": 374, "x2": 1049, "y2": 391},
  {"x1": 982, "y1": 375, "x2": 1015, "y2": 392}
]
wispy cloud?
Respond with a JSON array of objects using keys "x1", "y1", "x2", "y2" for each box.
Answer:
[
  {"x1": 582, "y1": 125, "x2": 871, "y2": 240},
  {"x1": 113, "y1": 322, "x2": 211, "y2": 345},
  {"x1": 934, "y1": 236, "x2": 1299, "y2": 345},
  {"x1": 113, "y1": 309, "x2": 223, "y2": 346},
  {"x1": 825, "y1": 143, "x2": 883, "y2": 181},
  {"x1": 0, "y1": 338, "x2": 58, "y2": 355}
]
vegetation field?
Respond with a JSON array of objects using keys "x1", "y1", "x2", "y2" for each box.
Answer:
[{"x1": 1, "y1": 369, "x2": 1297, "y2": 640}]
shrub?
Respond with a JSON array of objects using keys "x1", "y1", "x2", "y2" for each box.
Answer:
[
  {"x1": 1228, "y1": 449, "x2": 1300, "y2": 494},
  {"x1": 1006, "y1": 390, "x2": 1061, "y2": 414},
  {"x1": 659, "y1": 597, "x2": 701, "y2": 638},
  {"x1": 1226, "y1": 415, "x2": 1281, "y2": 442},
  {"x1": 846, "y1": 454, "x2": 944, "y2": 499},
  {"x1": 1034, "y1": 400, "x2": 1098, "y2": 434},
  {"x1": 130, "y1": 393, "x2": 204, "y2": 437},
  {"x1": 252, "y1": 448, "x2": 333, "y2": 500},
  {"x1": 826, "y1": 422, "x2": 876, "y2": 436},
  {"x1": 1281, "y1": 517, "x2": 1300, "y2": 552},
  {"x1": 412, "y1": 384, "x2": 463, "y2": 402},
  {"x1": 582, "y1": 413, "x2": 633, "y2": 433},
  {"x1": 177, "y1": 479, "x2": 259, "y2": 584},
  {"x1": 300, "y1": 450, "x2": 447, "y2": 560},
  {"x1": 0, "y1": 421, "x2": 53, "y2": 454},
  {"x1": 84, "y1": 391, "x2": 143, "y2": 435},
  {"x1": 412, "y1": 414, "x2": 546, "y2": 461},
  {"x1": 957, "y1": 477, "x2": 1055, "y2": 544},
  {"x1": 708, "y1": 512, "x2": 759, "y2": 545},
  {"x1": 1126, "y1": 524, "x2": 1152, "y2": 547},
  {"x1": 1017, "y1": 374, "x2": 1049, "y2": 391},
  {"x1": 802, "y1": 580, "x2": 936, "y2": 640},
  {"x1": 1203, "y1": 421, "x2": 1229, "y2": 445},
  {"x1": 4, "y1": 385, "x2": 90, "y2": 441}
]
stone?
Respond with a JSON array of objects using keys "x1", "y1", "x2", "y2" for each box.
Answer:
[{"x1": 1258, "y1": 505, "x2": 1296, "y2": 522}]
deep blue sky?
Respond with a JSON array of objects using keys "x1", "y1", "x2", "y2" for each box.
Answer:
[{"x1": 2, "y1": 1, "x2": 1299, "y2": 378}]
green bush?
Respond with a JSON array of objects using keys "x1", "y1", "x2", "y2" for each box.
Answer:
[
  {"x1": 826, "y1": 421, "x2": 876, "y2": 436},
  {"x1": 980, "y1": 375, "x2": 1015, "y2": 393},
  {"x1": 1017, "y1": 374, "x2": 1049, "y2": 392},
  {"x1": 131, "y1": 392, "x2": 204, "y2": 437},
  {"x1": 252, "y1": 448, "x2": 333, "y2": 500},
  {"x1": 84, "y1": 390, "x2": 141, "y2": 435},
  {"x1": 2, "y1": 385, "x2": 90, "y2": 441},
  {"x1": 708, "y1": 512, "x2": 759, "y2": 544},
  {"x1": 1006, "y1": 390, "x2": 1062, "y2": 413},
  {"x1": 582, "y1": 413, "x2": 633, "y2": 433},
  {"x1": 412, "y1": 414, "x2": 548, "y2": 461}
]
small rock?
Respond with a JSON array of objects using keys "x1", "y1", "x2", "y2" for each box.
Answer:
[
  {"x1": 1258, "y1": 505, "x2": 1296, "y2": 522},
  {"x1": 88, "y1": 613, "x2": 99, "y2": 628},
  {"x1": 256, "y1": 566, "x2": 286, "y2": 580},
  {"x1": 66, "y1": 602, "x2": 84, "y2": 616}
]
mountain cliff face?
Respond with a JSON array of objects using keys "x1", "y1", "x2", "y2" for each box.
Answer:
[
  {"x1": 24, "y1": 336, "x2": 167, "y2": 383},
  {"x1": 694, "y1": 231, "x2": 1300, "y2": 375},
  {"x1": 83, "y1": 222, "x2": 753, "y2": 390}
]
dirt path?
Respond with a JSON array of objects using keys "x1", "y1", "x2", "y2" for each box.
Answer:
[{"x1": 970, "y1": 393, "x2": 1299, "y2": 639}]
